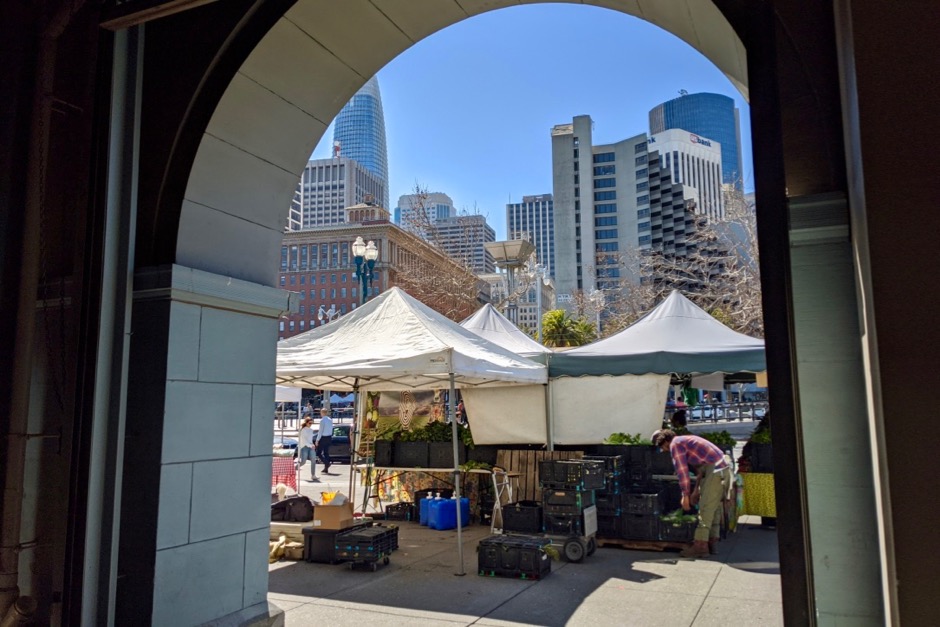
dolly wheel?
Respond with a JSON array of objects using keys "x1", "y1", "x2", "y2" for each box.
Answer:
[
  {"x1": 587, "y1": 537, "x2": 597, "y2": 556},
  {"x1": 383, "y1": 556, "x2": 390, "y2": 565},
  {"x1": 564, "y1": 538, "x2": 586, "y2": 563}
]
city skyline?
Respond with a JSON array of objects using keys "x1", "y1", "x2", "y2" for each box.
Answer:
[{"x1": 311, "y1": 4, "x2": 752, "y2": 242}]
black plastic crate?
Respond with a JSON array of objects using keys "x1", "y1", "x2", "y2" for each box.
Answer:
[
  {"x1": 586, "y1": 444, "x2": 632, "y2": 458},
  {"x1": 394, "y1": 441, "x2": 429, "y2": 468},
  {"x1": 502, "y1": 500, "x2": 543, "y2": 534},
  {"x1": 624, "y1": 492, "x2": 662, "y2": 516},
  {"x1": 543, "y1": 511, "x2": 585, "y2": 536},
  {"x1": 660, "y1": 519, "x2": 696, "y2": 542},
  {"x1": 538, "y1": 460, "x2": 605, "y2": 490},
  {"x1": 467, "y1": 445, "x2": 499, "y2": 466},
  {"x1": 654, "y1": 480, "x2": 683, "y2": 511},
  {"x1": 478, "y1": 535, "x2": 552, "y2": 580},
  {"x1": 622, "y1": 514, "x2": 659, "y2": 541},
  {"x1": 596, "y1": 515, "x2": 622, "y2": 539},
  {"x1": 650, "y1": 448, "x2": 675, "y2": 475},
  {"x1": 428, "y1": 442, "x2": 467, "y2": 468},
  {"x1": 374, "y1": 441, "x2": 393, "y2": 466},
  {"x1": 594, "y1": 493, "x2": 624, "y2": 516},
  {"x1": 384, "y1": 502, "x2": 415, "y2": 522},
  {"x1": 582, "y1": 454, "x2": 625, "y2": 473},
  {"x1": 303, "y1": 522, "x2": 370, "y2": 563},
  {"x1": 626, "y1": 465, "x2": 651, "y2": 486},
  {"x1": 597, "y1": 473, "x2": 624, "y2": 496},
  {"x1": 541, "y1": 488, "x2": 595, "y2": 511},
  {"x1": 334, "y1": 526, "x2": 398, "y2": 560}
]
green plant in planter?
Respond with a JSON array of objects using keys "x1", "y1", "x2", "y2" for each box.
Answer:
[
  {"x1": 698, "y1": 430, "x2": 737, "y2": 449},
  {"x1": 604, "y1": 432, "x2": 646, "y2": 445},
  {"x1": 749, "y1": 429, "x2": 772, "y2": 444}
]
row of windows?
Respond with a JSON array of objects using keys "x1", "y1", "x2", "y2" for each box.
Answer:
[
  {"x1": 635, "y1": 155, "x2": 648, "y2": 166},
  {"x1": 595, "y1": 229, "x2": 618, "y2": 239},
  {"x1": 594, "y1": 178, "x2": 616, "y2": 189},
  {"x1": 635, "y1": 142, "x2": 647, "y2": 154},
  {"x1": 638, "y1": 221, "x2": 651, "y2": 232},
  {"x1": 595, "y1": 203, "x2": 617, "y2": 214},
  {"x1": 636, "y1": 181, "x2": 649, "y2": 192},
  {"x1": 593, "y1": 152, "x2": 615, "y2": 163},
  {"x1": 637, "y1": 194, "x2": 650, "y2": 205},
  {"x1": 637, "y1": 208, "x2": 651, "y2": 218},
  {"x1": 593, "y1": 165, "x2": 615, "y2": 176},
  {"x1": 636, "y1": 167, "x2": 648, "y2": 178},
  {"x1": 596, "y1": 242, "x2": 619, "y2": 252},
  {"x1": 282, "y1": 272, "x2": 352, "y2": 287},
  {"x1": 594, "y1": 216, "x2": 617, "y2": 227},
  {"x1": 594, "y1": 191, "x2": 616, "y2": 201}
]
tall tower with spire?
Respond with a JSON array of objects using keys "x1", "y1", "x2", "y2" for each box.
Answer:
[{"x1": 332, "y1": 76, "x2": 390, "y2": 210}]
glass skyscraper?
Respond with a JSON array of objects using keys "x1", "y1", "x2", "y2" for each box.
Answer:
[
  {"x1": 649, "y1": 92, "x2": 744, "y2": 191},
  {"x1": 332, "y1": 76, "x2": 389, "y2": 209}
]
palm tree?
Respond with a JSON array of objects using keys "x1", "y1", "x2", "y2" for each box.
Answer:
[{"x1": 541, "y1": 310, "x2": 595, "y2": 347}]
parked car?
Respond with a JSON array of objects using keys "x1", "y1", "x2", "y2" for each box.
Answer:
[
  {"x1": 273, "y1": 435, "x2": 297, "y2": 457},
  {"x1": 312, "y1": 424, "x2": 352, "y2": 464}
]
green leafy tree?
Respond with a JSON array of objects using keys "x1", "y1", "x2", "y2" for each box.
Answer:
[{"x1": 541, "y1": 309, "x2": 594, "y2": 347}]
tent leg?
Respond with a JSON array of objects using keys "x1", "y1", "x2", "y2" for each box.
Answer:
[{"x1": 450, "y1": 373, "x2": 465, "y2": 576}]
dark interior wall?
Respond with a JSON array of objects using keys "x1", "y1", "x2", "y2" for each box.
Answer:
[{"x1": 849, "y1": 2, "x2": 940, "y2": 623}]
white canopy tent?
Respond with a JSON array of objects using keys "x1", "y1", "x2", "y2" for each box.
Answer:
[
  {"x1": 276, "y1": 287, "x2": 548, "y2": 574},
  {"x1": 459, "y1": 303, "x2": 553, "y2": 361}
]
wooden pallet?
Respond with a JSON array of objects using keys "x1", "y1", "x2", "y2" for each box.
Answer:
[{"x1": 595, "y1": 537, "x2": 689, "y2": 552}]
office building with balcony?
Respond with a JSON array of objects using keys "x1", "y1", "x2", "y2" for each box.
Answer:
[{"x1": 507, "y1": 194, "x2": 555, "y2": 276}]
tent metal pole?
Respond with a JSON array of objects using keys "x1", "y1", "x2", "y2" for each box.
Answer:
[
  {"x1": 450, "y1": 372, "x2": 465, "y2": 576},
  {"x1": 546, "y1": 355, "x2": 555, "y2": 451},
  {"x1": 350, "y1": 380, "x2": 360, "y2": 513}
]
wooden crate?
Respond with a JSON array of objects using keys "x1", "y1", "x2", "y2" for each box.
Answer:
[{"x1": 495, "y1": 450, "x2": 582, "y2": 502}]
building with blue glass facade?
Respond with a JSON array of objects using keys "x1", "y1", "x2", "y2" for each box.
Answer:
[
  {"x1": 333, "y1": 76, "x2": 390, "y2": 209},
  {"x1": 649, "y1": 92, "x2": 744, "y2": 191}
]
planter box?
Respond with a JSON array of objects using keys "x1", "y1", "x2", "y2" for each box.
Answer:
[
  {"x1": 467, "y1": 445, "x2": 499, "y2": 466},
  {"x1": 428, "y1": 442, "x2": 467, "y2": 468},
  {"x1": 374, "y1": 441, "x2": 393, "y2": 467},
  {"x1": 393, "y1": 441, "x2": 429, "y2": 468},
  {"x1": 750, "y1": 443, "x2": 774, "y2": 473}
]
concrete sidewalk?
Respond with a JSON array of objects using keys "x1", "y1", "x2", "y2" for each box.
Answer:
[{"x1": 267, "y1": 514, "x2": 782, "y2": 626}]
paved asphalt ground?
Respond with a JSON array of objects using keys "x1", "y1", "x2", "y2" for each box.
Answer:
[{"x1": 269, "y1": 429, "x2": 782, "y2": 627}]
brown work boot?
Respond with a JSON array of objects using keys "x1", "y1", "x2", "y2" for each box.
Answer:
[
  {"x1": 680, "y1": 540, "x2": 709, "y2": 558},
  {"x1": 708, "y1": 538, "x2": 719, "y2": 555}
]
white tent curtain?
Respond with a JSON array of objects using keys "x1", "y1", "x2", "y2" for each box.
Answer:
[
  {"x1": 460, "y1": 386, "x2": 548, "y2": 445},
  {"x1": 550, "y1": 374, "x2": 671, "y2": 445}
]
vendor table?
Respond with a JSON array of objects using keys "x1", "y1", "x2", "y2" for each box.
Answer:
[
  {"x1": 354, "y1": 466, "x2": 519, "y2": 523},
  {"x1": 738, "y1": 472, "x2": 776, "y2": 518}
]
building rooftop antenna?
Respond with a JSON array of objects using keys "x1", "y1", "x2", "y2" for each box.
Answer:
[{"x1": 679, "y1": 89, "x2": 689, "y2": 96}]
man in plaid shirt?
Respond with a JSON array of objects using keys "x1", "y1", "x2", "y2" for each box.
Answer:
[{"x1": 653, "y1": 429, "x2": 730, "y2": 558}]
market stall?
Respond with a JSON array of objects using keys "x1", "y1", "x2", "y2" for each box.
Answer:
[{"x1": 275, "y1": 287, "x2": 548, "y2": 574}]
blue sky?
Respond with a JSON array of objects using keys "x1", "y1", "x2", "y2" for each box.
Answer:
[{"x1": 312, "y1": 3, "x2": 752, "y2": 241}]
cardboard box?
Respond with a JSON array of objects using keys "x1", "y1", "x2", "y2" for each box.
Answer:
[{"x1": 312, "y1": 502, "x2": 355, "y2": 530}]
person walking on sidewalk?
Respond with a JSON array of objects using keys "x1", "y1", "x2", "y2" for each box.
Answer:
[
  {"x1": 296, "y1": 417, "x2": 318, "y2": 482},
  {"x1": 316, "y1": 408, "x2": 334, "y2": 474},
  {"x1": 652, "y1": 429, "x2": 730, "y2": 558}
]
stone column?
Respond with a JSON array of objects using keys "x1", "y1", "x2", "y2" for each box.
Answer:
[
  {"x1": 788, "y1": 193, "x2": 884, "y2": 624},
  {"x1": 117, "y1": 265, "x2": 295, "y2": 625}
]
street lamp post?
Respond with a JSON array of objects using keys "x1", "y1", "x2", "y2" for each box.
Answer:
[
  {"x1": 588, "y1": 288, "x2": 605, "y2": 336},
  {"x1": 352, "y1": 236, "x2": 379, "y2": 305},
  {"x1": 317, "y1": 304, "x2": 338, "y2": 326},
  {"x1": 524, "y1": 258, "x2": 550, "y2": 344}
]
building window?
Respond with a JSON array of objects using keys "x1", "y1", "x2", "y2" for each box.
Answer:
[
  {"x1": 289, "y1": 275, "x2": 296, "y2": 285},
  {"x1": 331, "y1": 274, "x2": 336, "y2": 284},
  {"x1": 341, "y1": 287, "x2": 347, "y2": 298},
  {"x1": 637, "y1": 208, "x2": 651, "y2": 218},
  {"x1": 574, "y1": 187, "x2": 579, "y2": 197},
  {"x1": 639, "y1": 235, "x2": 652, "y2": 245},
  {"x1": 595, "y1": 203, "x2": 617, "y2": 214},
  {"x1": 638, "y1": 221, "x2": 651, "y2": 232},
  {"x1": 596, "y1": 242, "x2": 619, "y2": 252},
  {"x1": 320, "y1": 288, "x2": 326, "y2": 299},
  {"x1": 299, "y1": 320, "x2": 305, "y2": 330},
  {"x1": 279, "y1": 275, "x2": 285, "y2": 286},
  {"x1": 299, "y1": 305, "x2": 305, "y2": 315},
  {"x1": 593, "y1": 165, "x2": 615, "y2": 176},
  {"x1": 593, "y1": 178, "x2": 616, "y2": 189},
  {"x1": 331, "y1": 288, "x2": 336, "y2": 298},
  {"x1": 594, "y1": 216, "x2": 617, "y2": 227},
  {"x1": 279, "y1": 321, "x2": 284, "y2": 331},
  {"x1": 636, "y1": 181, "x2": 649, "y2": 192},
  {"x1": 341, "y1": 274, "x2": 347, "y2": 283},
  {"x1": 637, "y1": 194, "x2": 650, "y2": 205},
  {"x1": 636, "y1": 168, "x2": 648, "y2": 178},
  {"x1": 299, "y1": 291, "x2": 305, "y2": 300},
  {"x1": 635, "y1": 142, "x2": 647, "y2": 153},
  {"x1": 289, "y1": 321, "x2": 295, "y2": 331},
  {"x1": 595, "y1": 229, "x2": 618, "y2": 239},
  {"x1": 594, "y1": 191, "x2": 616, "y2": 201},
  {"x1": 593, "y1": 152, "x2": 615, "y2": 163},
  {"x1": 310, "y1": 275, "x2": 316, "y2": 285},
  {"x1": 635, "y1": 155, "x2": 648, "y2": 166}
]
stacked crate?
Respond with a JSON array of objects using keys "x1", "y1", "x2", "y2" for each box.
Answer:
[
  {"x1": 478, "y1": 534, "x2": 553, "y2": 580},
  {"x1": 587, "y1": 446, "x2": 696, "y2": 542},
  {"x1": 333, "y1": 525, "x2": 399, "y2": 571},
  {"x1": 583, "y1": 454, "x2": 624, "y2": 539},
  {"x1": 538, "y1": 459, "x2": 604, "y2": 538}
]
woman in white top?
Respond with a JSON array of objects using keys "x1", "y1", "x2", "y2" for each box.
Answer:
[{"x1": 296, "y1": 417, "x2": 318, "y2": 482}]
